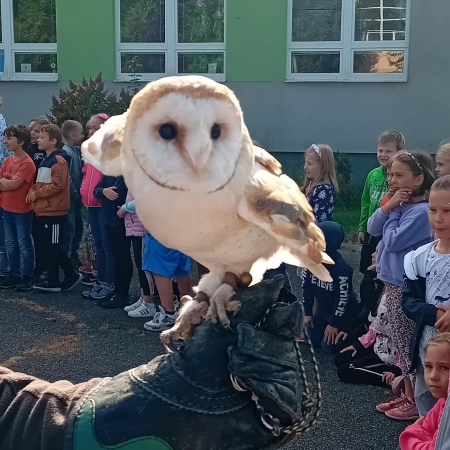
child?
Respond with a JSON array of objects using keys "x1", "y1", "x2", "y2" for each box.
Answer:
[
  {"x1": 118, "y1": 195, "x2": 159, "y2": 317},
  {"x1": 93, "y1": 175, "x2": 131, "y2": 308},
  {"x1": 0, "y1": 125, "x2": 36, "y2": 291},
  {"x1": 0, "y1": 98, "x2": 11, "y2": 165},
  {"x1": 143, "y1": 233, "x2": 192, "y2": 332},
  {"x1": 28, "y1": 117, "x2": 51, "y2": 277},
  {"x1": 399, "y1": 333, "x2": 450, "y2": 449},
  {"x1": 368, "y1": 150, "x2": 434, "y2": 420},
  {"x1": 27, "y1": 118, "x2": 50, "y2": 174},
  {"x1": 61, "y1": 120, "x2": 84, "y2": 267},
  {"x1": 436, "y1": 143, "x2": 450, "y2": 178},
  {"x1": 301, "y1": 144, "x2": 338, "y2": 223},
  {"x1": 28, "y1": 124, "x2": 81, "y2": 293},
  {"x1": 80, "y1": 114, "x2": 114, "y2": 302},
  {"x1": 335, "y1": 292, "x2": 402, "y2": 387},
  {"x1": 359, "y1": 130, "x2": 405, "y2": 273},
  {"x1": 402, "y1": 175, "x2": 450, "y2": 417},
  {"x1": 302, "y1": 221, "x2": 360, "y2": 353}
]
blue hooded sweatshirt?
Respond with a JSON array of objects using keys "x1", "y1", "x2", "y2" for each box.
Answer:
[{"x1": 302, "y1": 221, "x2": 358, "y2": 330}]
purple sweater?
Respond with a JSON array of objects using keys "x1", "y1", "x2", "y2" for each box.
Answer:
[{"x1": 367, "y1": 201, "x2": 431, "y2": 287}]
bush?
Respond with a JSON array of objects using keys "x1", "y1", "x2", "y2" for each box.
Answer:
[
  {"x1": 334, "y1": 152, "x2": 362, "y2": 209},
  {"x1": 48, "y1": 73, "x2": 133, "y2": 127}
]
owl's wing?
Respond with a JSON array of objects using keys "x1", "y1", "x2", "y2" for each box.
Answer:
[
  {"x1": 237, "y1": 169, "x2": 333, "y2": 282},
  {"x1": 253, "y1": 145, "x2": 282, "y2": 176},
  {"x1": 81, "y1": 113, "x2": 127, "y2": 176}
]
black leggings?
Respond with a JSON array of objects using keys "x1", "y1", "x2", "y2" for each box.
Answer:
[
  {"x1": 334, "y1": 345, "x2": 401, "y2": 387},
  {"x1": 131, "y1": 236, "x2": 151, "y2": 296},
  {"x1": 106, "y1": 224, "x2": 133, "y2": 297}
]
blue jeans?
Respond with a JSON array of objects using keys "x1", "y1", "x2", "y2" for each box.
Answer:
[
  {"x1": 88, "y1": 207, "x2": 114, "y2": 285},
  {"x1": 3, "y1": 211, "x2": 34, "y2": 277},
  {"x1": 0, "y1": 216, "x2": 8, "y2": 275}
]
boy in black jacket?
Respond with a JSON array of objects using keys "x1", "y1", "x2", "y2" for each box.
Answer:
[
  {"x1": 303, "y1": 221, "x2": 361, "y2": 353},
  {"x1": 93, "y1": 175, "x2": 132, "y2": 308}
]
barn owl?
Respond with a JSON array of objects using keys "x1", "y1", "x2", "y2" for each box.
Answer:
[{"x1": 82, "y1": 75, "x2": 333, "y2": 343}]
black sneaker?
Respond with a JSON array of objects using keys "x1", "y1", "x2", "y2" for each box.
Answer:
[
  {"x1": 16, "y1": 276, "x2": 34, "y2": 292},
  {"x1": 71, "y1": 257, "x2": 82, "y2": 270},
  {"x1": 33, "y1": 280, "x2": 62, "y2": 293},
  {"x1": 82, "y1": 274, "x2": 98, "y2": 286},
  {"x1": 61, "y1": 273, "x2": 82, "y2": 292},
  {"x1": 101, "y1": 294, "x2": 130, "y2": 309},
  {"x1": 0, "y1": 275, "x2": 21, "y2": 289}
]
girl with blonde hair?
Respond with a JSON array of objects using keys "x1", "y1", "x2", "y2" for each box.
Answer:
[{"x1": 302, "y1": 144, "x2": 339, "y2": 223}]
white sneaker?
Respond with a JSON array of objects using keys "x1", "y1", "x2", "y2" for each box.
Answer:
[
  {"x1": 144, "y1": 306, "x2": 177, "y2": 332},
  {"x1": 128, "y1": 301, "x2": 156, "y2": 318},
  {"x1": 124, "y1": 297, "x2": 144, "y2": 313}
]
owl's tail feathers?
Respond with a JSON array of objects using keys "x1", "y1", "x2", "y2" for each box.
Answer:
[
  {"x1": 250, "y1": 247, "x2": 333, "y2": 284},
  {"x1": 283, "y1": 248, "x2": 333, "y2": 283}
]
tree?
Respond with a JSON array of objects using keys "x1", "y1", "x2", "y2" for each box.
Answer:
[{"x1": 48, "y1": 73, "x2": 132, "y2": 127}]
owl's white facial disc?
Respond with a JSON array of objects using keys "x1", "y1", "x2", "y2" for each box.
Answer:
[{"x1": 130, "y1": 92, "x2": 244, "y2": 193}]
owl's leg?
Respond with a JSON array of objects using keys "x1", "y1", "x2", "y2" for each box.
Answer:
[
  {"x1": 205, "y1": 272, "x2": 252, "y2": 327},
  {"x1": 160, "y1": 272, "x2": 224, "y2": 345}
]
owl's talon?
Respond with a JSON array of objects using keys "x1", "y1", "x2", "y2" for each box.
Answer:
[{"x1": 161, "y1": 299, "x2": 209, "y2": 346}]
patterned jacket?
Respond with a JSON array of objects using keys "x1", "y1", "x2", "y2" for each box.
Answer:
[{"x1": 305, "y1": 183, "x2": 335, "y2": 223}]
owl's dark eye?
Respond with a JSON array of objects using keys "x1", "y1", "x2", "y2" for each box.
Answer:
[
  {"x1": 159, "y1": 123, "x2": 177, "y2": 140},
  {"x1": 211, "y1": 124, "x2": 221, "y2": 140}
]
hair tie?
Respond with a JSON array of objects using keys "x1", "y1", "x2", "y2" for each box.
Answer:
[
  {"x1": 310, "y1": 144, "x2": 320, "y2": 157},
  {"x1": 97, "y1": 113, "x2": 110, "y2": 121},
  {"x1": 403, "y1": 151, "x2": 423, "y2": 175}
]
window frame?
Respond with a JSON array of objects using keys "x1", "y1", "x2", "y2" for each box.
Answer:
[
  {"x1": 115, "y1": 0, "x2": 226, "y2": 82},
  {"x1": 286, "y1": 0, "x2": 411, "y2": 83},
  {"x1": 0, "y1": 0, "x2": 58, "y2": 81}
]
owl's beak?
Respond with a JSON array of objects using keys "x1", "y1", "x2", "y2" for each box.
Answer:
[
  {"x1": 181, "y1": 149, "x2": 209, "y2": 177},
  {"x1": 186, "y1": 158, "x2": 207, "y2": 176}
]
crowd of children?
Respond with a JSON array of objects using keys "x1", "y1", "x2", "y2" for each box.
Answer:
[
  {"x1": 3, "y1": 110, "x2": 450, "y2": 446},
  {"x1": 0, "y1": 114, "x2": 193, "y2": 333},
  {"x1": 296, "y1": 130, "x2": 450, "y2": 447}
]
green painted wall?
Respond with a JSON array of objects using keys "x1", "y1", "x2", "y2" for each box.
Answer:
[
  {"x1": 226, "y1": 0, "x2": 287, "y2": 81},
  {"x1": 56, "y1": 0, "x2": 115, "y2": 81},
  {"x1": 55, "y1": 0, "x2": 288, "y2": 82}
]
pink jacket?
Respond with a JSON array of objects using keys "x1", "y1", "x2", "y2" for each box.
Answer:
[
  {"x1": 399, "y1": 398, "x2": 445, "y2": 450},
  {"x1": 124, "y1": 193, "x2": 146, "y2": 237},
  {"x1": 80, "y1": 163, "x2": 102, "y2": 207}
]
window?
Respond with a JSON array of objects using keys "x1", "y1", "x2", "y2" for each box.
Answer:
[
  {"x1": 287, "y1": 0, "x2": 409, "y2": 82},
  {"x1": 116, "y1": 0, "x2": 225, "y2": 82},
  {"x1": 0, "y1": 0, "x2": 57, "y2": 81}
]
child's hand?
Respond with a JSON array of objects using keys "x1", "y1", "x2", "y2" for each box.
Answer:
[
  {"x1": 382, "y1": 372, "x2": 396, "y2": 385},
  {"x1": 303, "y1": 316, "x2": 313, "y2": 328},
  {"x1": 324, "y1": 325, "x2": 339, "y2": 345},
  {"x1": 340, "y1": 345, "x2": 357, "y2": 357},
  {"x1": 387, "y1": 188, "x2": 397, "y2": 198},
  {"x1": 358, "y1": 232, "x2": 365, "y2": 246},
  {"x1": 117, "y1": 206, "x2": 125, "y2": 218},
  {"x1": 103, "y1": 186, "x2": 119, "y2": 201},
  {"x1": 26, "y1": 191, "x2": 36, "y2": 203},
  {"x1": 335, "y1": 331, "x2": 348, "y2": 343},
  {"x1": 382, "y1": 188, "x2": 411, "y2": 213},
  {"x1": 435, "y1": 306, "x2": 450, "y2": 332},
  {"x1": 367, "y1": 251, "x2": 377, "y2": 271},
  {"x1": 414, "y1": 416, "x2": 425, "y2": 425}
]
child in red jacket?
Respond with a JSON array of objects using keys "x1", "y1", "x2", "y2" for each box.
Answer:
[{"x1": 399, "y1": 333, "x2": 450, "y2": 450}]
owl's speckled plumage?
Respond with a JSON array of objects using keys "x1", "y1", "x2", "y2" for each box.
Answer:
[{"x1": 82, "y1": 75, "x2": 332, "y2": 341}]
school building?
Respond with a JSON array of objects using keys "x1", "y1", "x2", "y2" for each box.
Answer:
[{"x1": 0, "y1": 0, "x2": 448, "y2": 185}]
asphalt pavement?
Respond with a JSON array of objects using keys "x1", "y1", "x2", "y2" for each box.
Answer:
[{"x1": 0, "y1": 243, "x2": 405, "y2": 450}]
